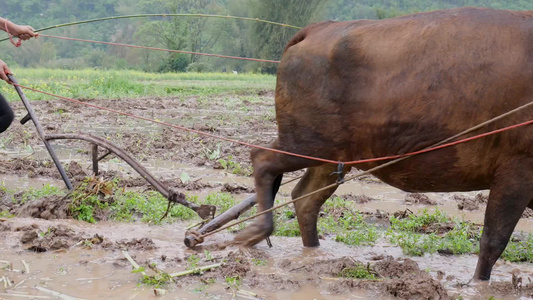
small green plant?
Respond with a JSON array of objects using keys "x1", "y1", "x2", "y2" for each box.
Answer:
[
  {"x1": 0, "y1": 210, "x2": 14, "y2": 218},
  {"x1": 502, "y1": 233, "x2": 533, "y2": 263},
  {"x1": 252, "y1": 258, "x2": 267, "y2": 266},
  {"x1": 187, "y1": 254, "x2": 201, "y2": 270},
  {"x1": 388, "y1": 210, "x2": 481, "y2": 256},
  {"x1": 335, "y1": 227, "x2": 380, "y2": 246},
  {"x1": 225, "y1": 276, "x2": 241, "y2": 288},
  {"x1": 338, "y1": 263, "x2": 378, "y2": 280},
  {"x1": 204, "y1": 250, "x2": 213, "y2": 261},
  {"x1": 132, "y1": 266, "x2": 173, "y2": 288},
  {"x1": 39, "y1": 227, "x2": 52, "y2": 237},
  {"x1": 273, "y1": 220, "x2": 301, "y2": 237},
  {"x1": 217, "y1": 156, "x2": 252, "y2": 176},
  {"x1": 203, "y1": 193, "x2": 235, "y2": 214},
  {"x1": 20, "y1": 184, "x2": 65, "y2": 203},
  {"x1": 389, "y1": 208, "x2": 450, "y2": 233},
  {"x1": 318, "y1": 206, "x2": 381, "y2": 247},
  {"x1": 204, "y1": 144, "x2": 221, "y2": 160}
]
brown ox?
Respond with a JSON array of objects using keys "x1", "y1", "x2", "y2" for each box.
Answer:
[{"x1": 233, "y1": 7, "x2": 533, "y2": 280}]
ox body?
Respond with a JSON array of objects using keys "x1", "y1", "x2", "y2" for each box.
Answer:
[{"x1": 234, "y1": 7, "x2": 533, "y2": 280}]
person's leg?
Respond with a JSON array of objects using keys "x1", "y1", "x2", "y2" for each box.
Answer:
[{"x1": 0, "y1": 93, "x2": 14, "y2": 133}]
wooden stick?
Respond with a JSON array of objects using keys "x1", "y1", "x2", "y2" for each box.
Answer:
[
  {"x1": 35, "y1": 286, "x2": 85, "y2": 300},
  {"x1": 237, "y1": 289, "x2": 258, "y2": 297},
  {"x1": 122, "y1": 251, "x2": 146, "y2": 276},
  {"x1": 11, "y1": 278, "x2": 27, "y2": 290},
  {"x1": 169, "y1": 263, "x2": 222, "y2": 277},
  {"x1": 0, "y1": 293, "x2": 50, "y2": 299}
]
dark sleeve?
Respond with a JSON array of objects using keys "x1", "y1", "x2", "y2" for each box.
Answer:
[{"x1": 0, "y1": 93, "x2": 14, "y2": 133}]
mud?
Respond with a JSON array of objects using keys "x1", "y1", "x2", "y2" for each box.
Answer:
[
  {"x1": 15, "y1": 195, "x2": 70, "y2": 220},
  {"x1": 338, "y1": 193, "x2": 376, "y2": 203},
  {"x1": 0, "y1": 93, "x2": 533, "y2": 299},
  {"x1": 405, "y1": 193, "x2": 438, "y2": 205}
]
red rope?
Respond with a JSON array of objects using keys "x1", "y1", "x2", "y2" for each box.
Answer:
[
  {"x1": 14, "y1": 83, "x2": 533, "y2": 166},
  {"x1": 4, "y1": 20, "x2": 21, "y2": 47},
  {"x1": 39, "y1": 34, "x2": 280, "y2": 64}
]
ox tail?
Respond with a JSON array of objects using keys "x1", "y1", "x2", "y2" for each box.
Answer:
[{"x1": 283, "y1": 21, "x2": 335, "y2": 53}]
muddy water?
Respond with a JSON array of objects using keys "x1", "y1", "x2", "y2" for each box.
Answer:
[
  {"x1": 2, "y1": 151, "x2": 533, "y2": 298},
  {"x1": 0, "y1": 218, "x2": 392, "y2": 300},
  {"x1": 1, "y1": 216, "x2": 532, "y2": 299}
]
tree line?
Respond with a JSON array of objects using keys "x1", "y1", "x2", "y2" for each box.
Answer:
[{"x1": 1, "y1": 0, "x2": 531, "y2": 73}]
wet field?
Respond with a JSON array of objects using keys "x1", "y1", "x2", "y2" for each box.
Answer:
[{"x1": 0, "y1": 92, "x2": 532, "y2": 299}]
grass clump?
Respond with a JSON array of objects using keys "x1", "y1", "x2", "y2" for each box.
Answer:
[
  {"x1": 388, "y1": 209, "x2": 480, "y2": 256},
  {"x1": 203, "y1": 193, "x2": 236, "y2": 214},
  {"x1": 112, "y1": 191, "x2": 197, "y2": 224},
  {"x1": 66, "y1": 177, "x2": 197, "y2": 224},
  {"x1": 318, "y1": 196, "x2": 381, "y2": 246},
  {"x1": 389, "y1": 208, "x2": 450, "y2": 232},
  {"x1": 218, "y1": 156, "x2": 253, "y2": 176},
  {"x1": 68, "y1": 177, "x2": 115, "y2": 223},
  {"x1": 0, "y1": 210, "x2": 14, "y2": 218},
  {"x1": 338, "y1": 263, "x2": 378, "y2": 280},
  {"x1": 21, "y1": 184, "x2": 65, "y2": 203},
  {"x1": 502, "y1": 234, "x2": 533, "y2": 263}
]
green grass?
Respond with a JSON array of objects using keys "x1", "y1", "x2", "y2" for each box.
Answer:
[
  {"x1": 202, "y1": 192, "x2": 236, "y2": 214},
  {"x1": 1, "y1": 68, "x2": 275, "y2": 101},
  {"x1": 338, "y1": 263, "x2": 378, "y2": 280},
  {"x1": 273, "y1": 196, "x2": 381, "y2": 245},
  {"x1": 502, "y1": 234, "x2": 533, "y2": 263},
  {"x1": 318, "y1": 196, "x2": 381, "y2": 246},
  {"x1": 111, "y1": 191, "x2": 197, "y2": 224},
  {"x1": 20, "y1": 184, "x2": 65, "y2": 203},
  {"x1": 388, "y1": 209, "x2": 480, "y2": 256}
]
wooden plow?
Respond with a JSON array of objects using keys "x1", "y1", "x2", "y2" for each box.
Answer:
[{"x1": 9, "y1": 74, "x2": 253, "y2": 228}]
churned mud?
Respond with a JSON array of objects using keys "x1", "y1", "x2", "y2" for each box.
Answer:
[{"x1": 0, "y1": 93, "x2": 533, "y2": 299}]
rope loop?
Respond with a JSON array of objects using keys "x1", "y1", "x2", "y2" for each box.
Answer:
[{"x1": 4, "y1": 19, "x2": 22, "y2": 47}]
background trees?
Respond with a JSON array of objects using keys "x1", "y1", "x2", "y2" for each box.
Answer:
[{"x1": 1, "y1": 0, "x2": 531, "y2": 73}]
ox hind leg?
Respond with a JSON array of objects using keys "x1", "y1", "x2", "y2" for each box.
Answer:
[
  {"x1": 233, "y1": 141, "x2": 324, "y2": 246},
  {"x1": 292, "y1": 164, "x2": 352, "y2": 247},
  {"x1": 474, "y1": 158, "x2": 533, "y2": 280}
]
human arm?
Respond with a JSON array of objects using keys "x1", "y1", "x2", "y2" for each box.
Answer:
[{"x1": 0, "y1": 17, "x2": 38, "y2": 40}]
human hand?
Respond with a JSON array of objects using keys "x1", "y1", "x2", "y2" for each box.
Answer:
[
  {"x1": 10, "y1": 24, "x2": 38, "y2": 40},
  {"x1": 0, "y1": 60, "x2": 13, "y2": 84}
]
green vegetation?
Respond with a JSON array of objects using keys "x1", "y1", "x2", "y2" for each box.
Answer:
[
  {"x1": 338, "y1": 263, "x2": 378, "y2": 280},
  {"x1": 0, "y1": 69, "x2": 275, "y2": 101},
  {"x1": 2, "y1": 0, "x2": 530, "y2": 75},
  {"x1": 202, "y1": 192, "x2": 236, "y2": 215},
  {"x1": 20, "y1": 183, "x2": 65, "y2": 203},
  {"x1": 326, "y1": 0, "x2": 533, "y2": 21},
  {"x1": 186, "y1": 254, "x2": 201, "y2": 270},
  {"x1": 388, "y1": 209, "x2": 481, "y2": 256},
  {"x1": 225, "y1": 276, "x2": 241, "y2": 288},
  {"x1": 217, "y1": 156, "x2": 253, "y2": 176},
  {"x1": 0, "y1": 210, "x2": 14, "y2": 218},
  {"x1": 318, "y1": 196, "x2": 380, "y2": 246},
  {"x1": 9, "y1": 180, "x2": 533, "y2": 264},
  {"x1": 134, "y1": 266, "x2": 173, "y2": 288},
  {"x1": 502, "y1": 234, "x2": 533, "y2": 263}
]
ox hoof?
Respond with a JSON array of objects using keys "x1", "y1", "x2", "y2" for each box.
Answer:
[{"x1": 233, "y1": 222, "x2": 273, "y2": 247}]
